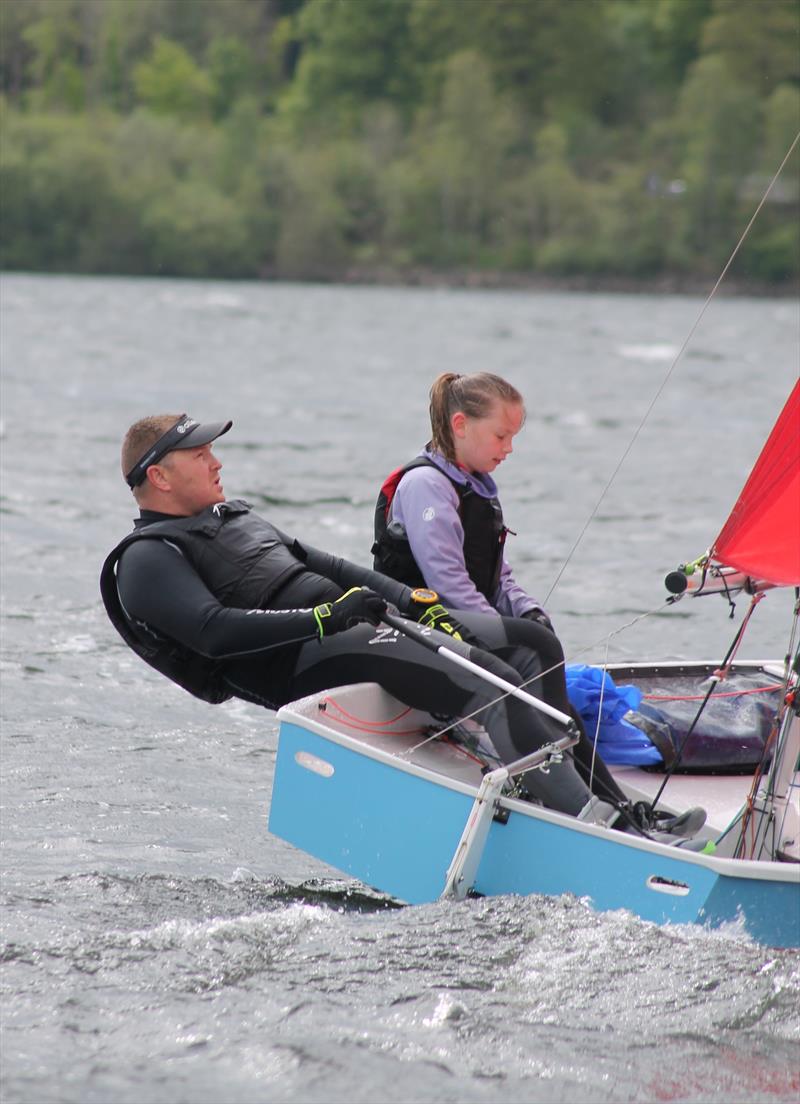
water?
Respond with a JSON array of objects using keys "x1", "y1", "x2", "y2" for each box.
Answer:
[{"x1": 1, "y1": 273, "x2": 798, "y2": 1103}]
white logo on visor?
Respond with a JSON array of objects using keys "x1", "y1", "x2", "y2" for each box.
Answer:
[{"x1": 422, "y1": 507, "x2": 435, "y2": 521}]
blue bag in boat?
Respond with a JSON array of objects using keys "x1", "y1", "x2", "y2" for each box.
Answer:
[
  {"x1": 567, "y1": 665, "x2": 780, "y2": 771},
  {"x1": 565, "y1": 664, "x2": 664, "y2": 767}
]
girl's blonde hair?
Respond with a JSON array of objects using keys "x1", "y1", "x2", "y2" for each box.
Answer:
[{"x1": 429, "y1": 373, "x2": 525, "y2": 462}]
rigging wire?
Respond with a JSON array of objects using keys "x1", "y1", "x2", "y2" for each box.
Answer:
[{"x1": 543, "y1": 129, "x2": 800, "y2": 607}]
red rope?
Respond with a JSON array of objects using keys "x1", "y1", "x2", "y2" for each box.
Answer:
[
  {"x1": 439, "y1": 733, "x2": 490, "y2": 766},
  {"x1": 643, "y1": 685, "x2": 778, "y2": 703},
  {"x1": 321, "y1": 696, "x2": 423, "y2": 737},
  {"x1": 321, "y1": 697, "x2": 490, "y2": 766},
  {"x1": 323, "y1": 696, "x2": 413, "y2": 725}
]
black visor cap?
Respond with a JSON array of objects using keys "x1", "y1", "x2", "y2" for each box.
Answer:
[{"x1": 125, "y1": 414, "x2": 233, "y2": 488}]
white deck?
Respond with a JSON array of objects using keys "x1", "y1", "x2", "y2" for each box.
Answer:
[
  {"x1": 281, "y1": 682, "x2": 486, "y2": 788},
  {"x1": 280, "y1": 680, "x2": 760, "y2": 841}
]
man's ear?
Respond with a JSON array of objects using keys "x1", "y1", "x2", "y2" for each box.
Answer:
[
  {"x1": 145, "y1": 463, "x2": 171, "y2": 492},
  {"x1": 451, "y1": 410, "x2": 467, "y2": 438}
]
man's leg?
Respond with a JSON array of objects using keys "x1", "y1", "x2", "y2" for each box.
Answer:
[{"x1": 287, "y1": 620, "x2": 593, "y2": 816}]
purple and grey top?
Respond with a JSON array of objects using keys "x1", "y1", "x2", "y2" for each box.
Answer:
[{"x1": 388, "y1": 446, "x2": 545, "y2": 618}]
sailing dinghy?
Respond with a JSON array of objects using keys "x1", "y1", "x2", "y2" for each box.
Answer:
[{"x1": 269, "y1": 383, "x2": 800, "y2": 947}]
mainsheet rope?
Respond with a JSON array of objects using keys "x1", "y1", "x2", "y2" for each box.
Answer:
[{"x1": 542, "y1": 130, "x2": 800, "y2": 608}]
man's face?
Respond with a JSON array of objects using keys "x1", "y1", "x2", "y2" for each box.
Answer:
[{"x1": 156, "y1": 443, "x2": 225, "y2": 514}]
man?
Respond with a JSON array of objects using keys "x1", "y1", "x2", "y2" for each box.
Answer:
[{"x1": 102, "y1": 413, "x2": 704, "y2": 839}]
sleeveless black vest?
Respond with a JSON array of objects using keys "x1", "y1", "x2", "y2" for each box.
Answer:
[
  {"x1": 372, "y1": 458, "x2": 507, "y2": 601},
  {"x1": 100, "y1": 500, "x2": 307, "y2": 703}
]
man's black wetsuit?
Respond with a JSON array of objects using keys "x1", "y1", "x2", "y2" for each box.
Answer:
[{"x1": 104, "y1": 504, "x2": 623, "y2": 816}]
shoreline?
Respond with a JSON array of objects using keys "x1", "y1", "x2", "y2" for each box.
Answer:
[
  {"x1": 4, "y1": 265, "x2": 797, "y2": 298},
  {"x1": 332, "y1": 265, "x2": 799, "y2": 298}
]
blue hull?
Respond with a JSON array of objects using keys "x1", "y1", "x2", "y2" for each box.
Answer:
[{"x1": 269, "y1": 716, "x2": 800, "y2": 949}]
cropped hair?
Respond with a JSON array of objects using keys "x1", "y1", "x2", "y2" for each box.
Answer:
[
  {"x1": 121, "y1": 414, "x2": 182, "y2": 489},
  {"x1": 428, "y1": 373, "x2": 525, "y2": 462}
]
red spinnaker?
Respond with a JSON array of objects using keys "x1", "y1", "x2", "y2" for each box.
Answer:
[{"x1": 711, "y1": 380, "x2": 800, "y2": 587}]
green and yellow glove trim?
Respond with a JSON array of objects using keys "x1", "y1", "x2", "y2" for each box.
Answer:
[
  {"x1": 313, "y1": 602, "x2": 333, "y2": 639},
  {"x1": 418, "y1": 603, "x2": 463, "y2": 641}
]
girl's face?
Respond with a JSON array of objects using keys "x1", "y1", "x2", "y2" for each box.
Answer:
[{"x1": 451, "y1": 400, "x2": 525, "y2": 474}]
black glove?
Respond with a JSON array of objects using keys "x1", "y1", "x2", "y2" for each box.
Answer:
[
  {"x1": 313, "y1": 587, "x2": 387, "y2": 639},
  {"x1": 522, "y1": 608, "x2": 554, "y2": 632},
  {"x1": 418, "y1": 602, "x2": 465, "y2": 641},
  {"x1": 407, "y1": 589, "x2": 483, "y2": 646}
]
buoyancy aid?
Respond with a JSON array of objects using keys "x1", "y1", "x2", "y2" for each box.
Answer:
[
  {"x1": 100, "y1": 500, "x2": 308, "y2": 703},
  {"x1": 372, "y1": 458, "x2": 507, "y2": 601}
]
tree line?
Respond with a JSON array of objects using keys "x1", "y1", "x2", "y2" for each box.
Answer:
[{"x1": 1, "y1": 0, "x2": 798, "y2": 285}]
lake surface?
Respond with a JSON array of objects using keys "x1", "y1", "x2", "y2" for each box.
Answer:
[{"x1": 1, "y1": 273, "x2": 798, "y2": 1103}]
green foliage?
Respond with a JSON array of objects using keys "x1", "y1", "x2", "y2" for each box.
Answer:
[
  {"x1": 140, "y1": 179, "x2": 257, "y2": 277},
  {"x1": 1, "y1": 0, "x2": 798, "y2": 285},
  {"x1": 676, "y1": 54, "x2": 765, "y2": 265},
  {"x1": 740, "y1": 221, "x2": 799, "y2": 282},
  {"x1": 762, "y1": 85, "x2": 800, "y2": 179},
  {"x1": 382, "y1": 51, "x2": 523, "y2": 266},
  {"x1": 273, "y1": 139, "x2": 389, "y2": 276},
  {"x1": 0, "y1": 112, "x2": 126, "y2": 271},
  {"x1": 133, "y1": 36, "x2": 213, "y2": 119},
  {"x1": 207, "y1": 35, "x2": 258, "y2": 120},
  {"x1": 702, "y1": 0, "x2": 800, "y2": 89},
  {"x1": 278, "y1": 0, "x2": 420, "y2": 132},
  {"x1": 19, "y1": 0, "x2": 88, "y2": 111}
]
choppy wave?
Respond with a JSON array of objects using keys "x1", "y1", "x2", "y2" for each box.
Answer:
[{"x1": 3, "y1": 877, "x2": 798, "y2": 1103}]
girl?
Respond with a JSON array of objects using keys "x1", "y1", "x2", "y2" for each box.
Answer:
[
  {"x1": 373, "y1": 373, "x2": 705, "y2": 837},
  {"x1": 373, "y1": 371, "x2": 548, "y2": 623}
]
